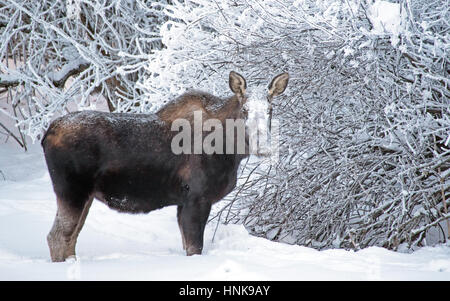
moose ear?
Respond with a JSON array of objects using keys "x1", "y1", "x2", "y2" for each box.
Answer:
[
  {"x1": 268, "y1": 72, "x2": 289, "y2": 99},
  {"x1": 229, "y1": 71, "x2": 247, "y2": 96}
]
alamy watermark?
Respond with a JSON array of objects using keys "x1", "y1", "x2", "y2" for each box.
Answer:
[{"x1": 170, "y1": 110, "x2": 279, "y2": 163}]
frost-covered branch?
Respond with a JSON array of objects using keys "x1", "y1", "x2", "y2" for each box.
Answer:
[
  {"x1": 143, "y1": 0, "x2": 449, "y2": 251},
  {"x1": 0, "y1": 0, "x2": 170, "y2": 143}
]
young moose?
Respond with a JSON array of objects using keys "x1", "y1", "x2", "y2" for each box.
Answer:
[{"x1": 42, "y1": 71, "x2": 289, "y2": 262}]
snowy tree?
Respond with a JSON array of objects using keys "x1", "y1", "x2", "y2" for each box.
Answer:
[
  {"x1": 0, "y1": 0, "x2": 170, "y2": 146},
  {"x1": 143, "y1": 0, "x2": 449, "y2": 251}
]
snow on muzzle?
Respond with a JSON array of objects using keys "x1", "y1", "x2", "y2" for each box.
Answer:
[{"x1": 244, "y1": 87, "x2": 278, "y2": 159}]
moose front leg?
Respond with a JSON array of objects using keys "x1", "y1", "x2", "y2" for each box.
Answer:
[{"x1": 178, "y1": 199, "x2": 211, "y2": 256}]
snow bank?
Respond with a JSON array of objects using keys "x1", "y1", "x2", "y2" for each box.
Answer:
[{"x1": 0, "y1": 143, "x2": 449, "y2": 280}]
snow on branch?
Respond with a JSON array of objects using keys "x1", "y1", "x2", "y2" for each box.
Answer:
[{"x1": 46, "y1": 58, "x2": 90, "y2": 88}]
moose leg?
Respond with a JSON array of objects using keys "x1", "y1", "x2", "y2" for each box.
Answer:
[
  {"x1": 47, "y1": 196, "x2": 93, "y2": 262},
  {"x1": 178, "y1": 199, "x2": 212, "y2": 256}
]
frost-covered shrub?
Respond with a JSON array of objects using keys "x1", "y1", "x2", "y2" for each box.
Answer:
[
  {"x1": 0, "y1": 0, "x2": 170, "y2": 145},
  {"x1": 143, "y1": 0, "x2": 449, "y2": 250}
]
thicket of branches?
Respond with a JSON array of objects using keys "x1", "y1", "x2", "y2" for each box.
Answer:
[
  {"x1": 0, "y1": 0, "x2": 169, "y2": 146},
  {"x1": 142, "y1": 0, "x2": 449, "y2": 251},
  {"x1": 1, "y1": 0, "x2": 448, "y2": 251}
]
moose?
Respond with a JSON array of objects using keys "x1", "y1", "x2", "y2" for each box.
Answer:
[{"x1": 41, "y1": 71, "x2": 289, "y2": 262}]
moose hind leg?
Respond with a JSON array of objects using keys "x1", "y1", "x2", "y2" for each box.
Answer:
[
  {"x1": 178, "y1": 199, "x2": 211, "y2": 256},
  {"x1": 47, "y1": 196, "x2": 93, "y2": 262}
]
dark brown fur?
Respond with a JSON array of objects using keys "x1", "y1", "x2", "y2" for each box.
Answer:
[
  {"x1": 42, "y1": 71, "x2": 288, "y2": 262},
  {"x1": 157, "y1": 90, "x2": 244, "y2": 123}
]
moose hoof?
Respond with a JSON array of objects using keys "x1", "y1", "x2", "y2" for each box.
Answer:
[
  {"x1": 47, "y1": 233, "x2": 76, "y2": 262},
  {"x1": 186, "y1": 246, "x2": 202, "y2": 256}
]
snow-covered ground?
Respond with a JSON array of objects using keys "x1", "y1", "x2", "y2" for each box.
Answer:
[{"x1": 0, "y1": 142, "x2": 449, "y2": 281}]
